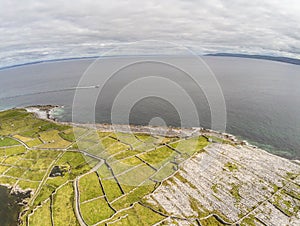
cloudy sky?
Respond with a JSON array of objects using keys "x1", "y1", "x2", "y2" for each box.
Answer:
[{"x1": 0, "y1": 0, "x2": 300, "y2": 68}]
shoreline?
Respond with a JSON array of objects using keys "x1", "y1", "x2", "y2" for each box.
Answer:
[
  {"x1": 24, "y1": 105, "x2": 249, "y2": 144},
  {"x1": 24, "y1": 105, "x2": 300, "y2": 164},
  {"x1": 25, "y1": 104, "x2": 61, "y2": 122},
  {"x1": 0, "y1": 185, "x2": 31, "y2": 226},
  {"x1": 1, "y1": 105, "x2": 298, "y2": 225}
]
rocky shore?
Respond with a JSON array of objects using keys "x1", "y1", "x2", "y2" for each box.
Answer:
[
  {"x1": 25, "y1": 105, "x2": 61, "y2": 121},
  {"x1": 24, "y1": 105, "x2": 257, "y2": 148}
]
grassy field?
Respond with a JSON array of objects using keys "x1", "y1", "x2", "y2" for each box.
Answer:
[
  {"x1": 0, "y1": 108, "x2": 210, "y2": 226},
  {"x1": 0, "y1": 137, "x2": 20, "y2": 147},
  {"x1": 28, "y1": 199, "x2": 52, "y2": 226},
  {"x1": 169, "y1": 136, "x2": 208, "y2": 155},
  {"x1": 52, "y1": 182, "x2": 79, "y2": 226},
  {"x1": 99, "y1": 203, "x2": 165, "y2": 225},
  {"x1": 79, "y1": 172, "x2": 103, "y2": 202},
  {"x1": 138, "y1": 146, "x2": 177, "y2": 168},
  {"x1": 80, "y1": 197, "x2": 115, "y2": 225}
]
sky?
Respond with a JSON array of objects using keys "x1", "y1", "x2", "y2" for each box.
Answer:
[{"x1": 0, "y1": 0, "x2": 300, "y2": 68}]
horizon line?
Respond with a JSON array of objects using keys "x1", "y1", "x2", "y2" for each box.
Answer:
[{"x1": 1, "y1": 53, "x2": 300, "y2": 71}]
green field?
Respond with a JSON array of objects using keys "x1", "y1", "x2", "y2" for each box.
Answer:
[{"x1": 0, "y1": 108, "x2": 209, "y2": 225}]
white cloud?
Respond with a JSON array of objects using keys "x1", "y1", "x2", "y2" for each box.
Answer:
[{"x1": 0, "y1": 0, "x2": 300, "y2": 67}]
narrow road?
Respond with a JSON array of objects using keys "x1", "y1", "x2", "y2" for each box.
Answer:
[{"x1": 73, "y1": 160, "x2": 104, "y2": 226}]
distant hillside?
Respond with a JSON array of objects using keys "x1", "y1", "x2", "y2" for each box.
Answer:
[{"x1": 206, "y1": 53, "x2": 300, "y2": 65}]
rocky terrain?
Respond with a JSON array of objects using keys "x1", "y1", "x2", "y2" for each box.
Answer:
[{"x1": 145, "y1": 143, "x2": 300, "y2": 225}]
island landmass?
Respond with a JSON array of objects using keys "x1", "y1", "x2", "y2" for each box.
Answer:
[{"x1": 0, "y1": 106, "x2": 299, "y2": 226}]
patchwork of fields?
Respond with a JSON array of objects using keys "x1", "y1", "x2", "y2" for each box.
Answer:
[
  {"x1": 1, "y1": 108, "x2": 299, "y2": 226},
  {"x1": 0, "y1": 109, "x2": 208, "y2": 226}
]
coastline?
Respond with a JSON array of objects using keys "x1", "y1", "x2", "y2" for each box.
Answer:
[
  {"x1": 0, "y1": 105, "x2": 298, "y2": 225},
  {"x1": 24, "y1": 105, "x2": 249, "y2": 144},
  {"x1": 0, "y1": 185, "x2": 31, "y2": 226},
  {"x1": 24, "y1": 105, "x2": 300, "y2": 164},
  {"x1": 25, "y1": 105, "x2": 61, "y2": 122}
]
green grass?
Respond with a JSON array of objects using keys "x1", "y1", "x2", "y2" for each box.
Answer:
[
  {"x1": 30, "y1": 158, "x2": 56, "y2": 171},
  {"x1": 80, "y1": 197, "x2": 115, "y2": 225},
  {"x1": 97, "y1": 131, "x2": 112, "y2": 138},
  {"x1": 84, "y1": 144, "x2": 110, "y2": 159},
  {"x1": 0, "y1": 110, "x2": 61, "y2": 138},
  {"x1": 22, "y1": 169, "x2": 46, "y2": 181},
  {"x1": 119, "y1": 156, "x2": 143, "y2": 166},
  {"x1": 105, "y1": 142, "x2": 130, "y2": 156},
  {"x1": 39, "y1": 130, "x2": 71, "y2": 148},
  {"x1": 46, "y1": 175, "x2": 69, "y2": 189},
  {"x1": 79, "y1": 172, "x2": 103, "y2": 202},
  {"x1": 59, "y1": 128, "x2": 76, "y2": 142},
  {"x1": 117, "y1": 164, "x2": 155, "y2": 189},
  {"x1": 133, "y1": 143, "x2": 156, "y2": 152},
  {"x1": 174, "y1": 172, "x2": 197, "y2": 190},
  {"x1": 200, "y1": 215, "x2": 225, "y2": 226},
  {"x1": 103, "y1": 203, "x2": 165, "y2": 225},
  {"x1": 110, "y1": 150, "x2": 141, "y2": 161},
  {"x1": 28, "y1": 199, "x2": 52, "y2": 226},
  {"x1": 241, "y1": 215, "x2": 256, "y2": 226},
  {"x1": 208, "y1": 136, "x2": 224, "y2": 143},
  {"x1": 0, "y1": 176, "x2": 18, "y2": 186},
  {"x1": 114, "y1": 132, "x2": 141, "y2": 145},
  {"x1": 26, "y1": 138, "x2": 43, "y2": 148},
  {"x1": 138, "y1": 146, "x2": 176, "y2": 168},
  {"x1": 5, "y1": 166, "x2": 26, "y2": 178},
  {"x1": 75, "y1": 132, "x2": 102, "y2": 151},
  {"x1": 212, "y1": 184, "x2": 218, "y2": 193},
  {"x1": 3, "y1": 155, "x2": 21, "y2": 165},
  {"x1": 286, "y1": 172, "x2": 298, "y2": 180},
  {"x1": 23, "y1": 149, "x2": 60, "y2": 160},
  {"x1": 230, "y1": 183, "x2": 241, "y2": 202},
  {"x1": 13, "y1": 134, "x2": 33, "y2": 142},
  {"x1": 52, "y1": 182, "x2": 79, "y2": 226},
  {"x1": 112, "y1": 182, "x2": 156, "y2": 210},
  {"x1": 101, "y1": 178, "x2": 123, "y2": 202},
  {"x1": 151, "y1": 162, "x2": 177, "y2": 182},
  {"x1": 273, "y1": 184, "x2": 280, "y2": 193},
  {"x1": 134, "y1": 133, "x2": 153, "y2": 141},
  {"x1": 97, "y1": 163, "x2": 113, "y2": 178},
  {"x1": 33, "y1": 184, "x2": 56, "y2": 206},
  {"x1": 37, "y1": 121, "x2": 70, "y2": 132},
  {"x1": 154, "y1": 136, "x2": 176, "y2": 145},
  {"x1": 0, "y1": 109, "x2": 215, "y2": 225},
  {"x1": 130, "y1": 203, "x2": 165, "y2": 225},
  {"x1": 97, "y1": 163, "x2": 123, "y2": 201},
  {"x1": 170, "y1": 136, "x2": 208, "y2": 155},
  {"x1": 0, "y1": 109, "x2": 28, "y2": 119},
  {"x1": 0, "y1": 165, "x2": 10, "y2": 174},
  {"x1": 17, "y1": 180, "x2": 40, "y2": 191},
  {"x1": 56, "y1": 151, "x2": 92, "y2": 179},
  {"x1": 0, "y1": 148, "x2": 5, "y2": 157},
  {"x1": 271, "y1": 190, "x2": 297, "y2": 217},
  {"x1": 109, "y1": 161, "x2": 136, "y2": 176},
  {"x1": 100, "y1": 137, "x2": 118, "y2": 148},
  {"x1": 224, "y1": 162, "x2": 238, "y2": 172},
  {"x1": 0, "y1": 137, "x2": 20, "y2": 147},
  {"x1": 5, "y1": 145, "x2": 26, "y2": 156}
]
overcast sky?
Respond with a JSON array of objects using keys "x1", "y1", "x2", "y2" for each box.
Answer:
[{"x1": 0, "y1": 0, "x2": 300, "y2": 68}]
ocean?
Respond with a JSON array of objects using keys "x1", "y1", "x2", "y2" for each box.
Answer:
[{"x1": 0, "y1": 56, "x2": 299, "y2": 159}]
